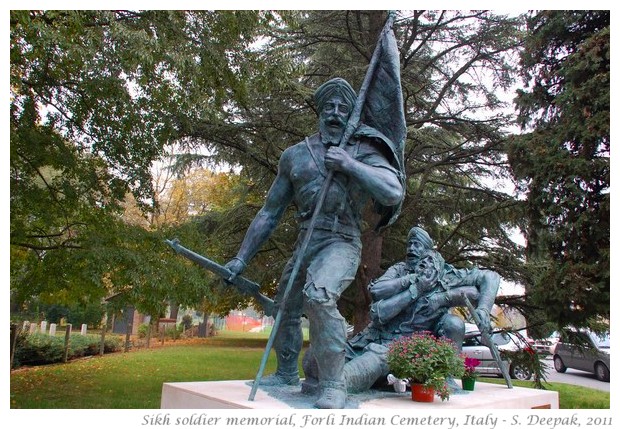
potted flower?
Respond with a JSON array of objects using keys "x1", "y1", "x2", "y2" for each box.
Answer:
[
  {"x1": 386, "y1": 331, "x2": 465, "y2": 401},
  {"x1": 461, "y1": 357, "x2": 481, "y2": 390}
]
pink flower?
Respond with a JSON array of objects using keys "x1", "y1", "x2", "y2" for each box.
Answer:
[{"x1": 464, "y1": 357, "x2": 481, "y2": 370}]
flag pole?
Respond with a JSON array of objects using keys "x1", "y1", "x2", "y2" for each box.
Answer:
[{"x1": 248, "y1": 11, "x2": 397, "y2": 401}]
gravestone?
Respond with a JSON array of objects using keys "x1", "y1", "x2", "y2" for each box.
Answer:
[
  {"x1": 49, "y1": 323, "x2": 57, "y2": 336},
  {"x1": 29, "y1": 323, "x2": 37, "y2": 334},
  {"x1": 40, "y1": 320, "x2": 47, "y2": 334},
  {"x1": 81, "y1": 324, "x2": 88, "y2": 335}
]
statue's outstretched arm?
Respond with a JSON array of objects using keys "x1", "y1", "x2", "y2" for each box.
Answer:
[{"x1": 225, "y1": 155, "x2": 294, "y2": 279}]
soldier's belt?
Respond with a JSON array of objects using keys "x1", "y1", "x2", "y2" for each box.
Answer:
[{"x1": 299, "y1": 217, "x2": 360, "y2": 237}]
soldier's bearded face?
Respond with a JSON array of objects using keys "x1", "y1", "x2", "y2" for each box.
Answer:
[
  {"x1": 319, "y1": 95, "x2": 350, "y2": 144},
  {"x1": 406, "y1": 237, "x2": 428, "y2": 269},
  {"x1": 415, "y1": 255, "x2": 439, "y2": 283}
]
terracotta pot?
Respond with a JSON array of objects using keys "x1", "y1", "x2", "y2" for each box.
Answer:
[
  {"x1": 461, "y1": 377, "x2": 476, "y2": 391},
  {"x1": 411, "y1": 383, "x2": 435, "y2": 402}
]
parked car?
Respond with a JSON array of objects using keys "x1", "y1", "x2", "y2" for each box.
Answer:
[
  {"x1": 462, "y1": 326, "x2": 533, "y2": 380},
  {"x1": 553, "y1": 329, "x2": 610, "y2": 382},
  {"x1": 531, "y1": 333, "x2": 560, "y2": 355}
]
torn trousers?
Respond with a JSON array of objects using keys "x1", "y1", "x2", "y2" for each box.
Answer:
[{"x1": 272, "y1": 227, "x2": 361, "y2": 390}]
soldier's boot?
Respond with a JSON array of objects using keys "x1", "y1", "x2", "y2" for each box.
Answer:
[
  {"x1": 314, "y1": 381, "x2": 347, "y2": 409},
  {"x1": 256, "y1": 317, "x2": 302, "y2": 386}
]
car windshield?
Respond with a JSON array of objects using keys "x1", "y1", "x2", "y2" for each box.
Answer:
[
  {"x1": 592, "y1": 332, "x2": 610, "y2": 348},
  {"x1": 492, "y1": 332, "x2": 511, "y2": 346},
  {"x1": 465, "y1": 330, "x2": 521, "y2": 347}
]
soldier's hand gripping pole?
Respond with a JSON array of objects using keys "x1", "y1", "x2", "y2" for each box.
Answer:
[
  {"x1": 461, "y1": 292, "x2": 513, "y2": 388},
  {"x1": 247, "y1": 12, "x2": 397, "y2": 401}
]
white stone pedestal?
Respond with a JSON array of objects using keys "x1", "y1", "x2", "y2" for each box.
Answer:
[{"x1": 161, "y1": 380, "x2": 558, "y2": 409}]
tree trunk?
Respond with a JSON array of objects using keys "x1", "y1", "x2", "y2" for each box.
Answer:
[{"x1": 169, "y1": 301, "x2": 179, "y2": 320}]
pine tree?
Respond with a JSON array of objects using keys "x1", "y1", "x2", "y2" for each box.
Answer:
[{"x1": 508, "y1": 11, "x2": 610, "y2": 335}]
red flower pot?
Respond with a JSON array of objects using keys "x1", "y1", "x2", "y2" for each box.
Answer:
[{"x1": 411, "y1": 383, "x2": 435, "y2": 402}]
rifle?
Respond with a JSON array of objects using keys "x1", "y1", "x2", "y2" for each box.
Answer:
[
  {"x1": 461, "y1": 292, "x2": 513, "y2": 388},
  {"x1": 165, "y1": 239, "x2": 275, "y2": 317},
  {"x1": 247, "y1": 11, "x2": 398, "y2": 401}
]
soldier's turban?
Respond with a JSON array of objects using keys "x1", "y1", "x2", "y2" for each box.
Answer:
[
  {"x1": 314, "y1": 78, "x2": 357, "y2": 112},
  {"x1": 407, "y1": 227, "x2": 434, "y2": 250}
]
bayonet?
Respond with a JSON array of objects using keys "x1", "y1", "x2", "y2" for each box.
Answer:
[
  {"x1": 165, "y1": 239, "x2": 275, "y2": 317},
  {"x1": 461, "y1": 292, "x2": 513, "y2": 388}
]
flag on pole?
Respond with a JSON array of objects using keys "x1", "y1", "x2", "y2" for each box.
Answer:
[
  {"x1": 247, "y1": 12, "x2": 405, "y2": 401},
  {"x1": 355, "y1": 19, "x2": 407, "y2": 230}
]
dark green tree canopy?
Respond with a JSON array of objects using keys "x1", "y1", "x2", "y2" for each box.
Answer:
[
  {"x1": 10, "y1": 10, "x2": 290, "y2": 316},
  {"x1": 509, "y1": 10, "x2": 609, "y2": 334},
  {"x1": 10, "y1": 10, "x2": 609, "y2": 336}
]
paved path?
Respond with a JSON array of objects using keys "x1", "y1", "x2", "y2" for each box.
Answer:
[{"x1": 543, "y1": 357, "x2": 609, "y2": 392}]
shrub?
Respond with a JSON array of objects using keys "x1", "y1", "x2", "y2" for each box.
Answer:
[
  {"x1": 501, "y1": 346, "x2": 549, "y2": 389},
  {"x1": 164, "y1": 324, "x2": 183, "y2": 340},
  {"x1": 182, "y1": 315, "x2": 193, "y2": 331},
  {"x1": 12, "y1": 332, "x2": 123, "y2": 368},
  {"x1": 13, "y1": 333, "x2": 65, "y2": 366},
  {"x1": 137, "y1": 323, "x2": 151, "y2": 339},
  {"x1": 102, "y1": 335, "x2": 123, "y2": 353}
]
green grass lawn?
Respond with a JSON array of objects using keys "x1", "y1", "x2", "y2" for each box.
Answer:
[
  {"x1": 10, "y1": 332, "x2": 280, "y2": 408},
  {"x1": 477, "y1": 377, "x2": 609, "y2": 409},
  {"x1": 10, "y1": 331, "x2": 609, "y2": 409}
]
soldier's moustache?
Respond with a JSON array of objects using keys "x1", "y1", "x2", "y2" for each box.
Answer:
[{"x1": 327, "y1": 116, "x2": 344, "y2": 127}]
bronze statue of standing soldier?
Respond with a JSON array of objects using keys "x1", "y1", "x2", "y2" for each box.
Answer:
[{"x1": 225, "y1": 77, "x2": 405, "y2": 408}]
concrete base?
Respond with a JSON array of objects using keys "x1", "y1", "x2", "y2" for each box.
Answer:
[{"x1": 161, "y1": 380, "x2": 558, "y2": 409}]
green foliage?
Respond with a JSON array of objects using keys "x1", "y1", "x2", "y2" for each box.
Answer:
[
  {"x1": 164, "y1": 324, "x2": 184, "y2": 340},
  {"x1": 9, "y1": 333, "x2": 608, "y2": 409},
  {"x1": 387, "y1": 331, "x2": 464, "y2": 401},
  {"x1": 137, "y1": 324, "x2": 150, "y2": 339},
  {"x1": 13, "y1": 332, "x2": 65, "y2": 366},
  {"x1": 181, "y1": 314, "x2": 193, "y2": 330},
  {"x1": 10, "y1": 10, "x2": 289, "y2": 317},
  {"x1": 29, "y1": 301, "x2": 105, "y2": 326},
  {"x1": 509, "y1": 11, "x2": 610, "y2": 333},
  {"x1": 12, "y1": 332, "x2": 123, "y2": 367},
  {"x1": 11, "y1": 215, "x2": 214, "y2": 318},
  {"x1": 501, "y1": 347, "x2": 548, "y2": 389},
  {"x1": 11, "y1": 10, "x2": 278, "y2": 203},
  {"x1": 68, "y1": 334, "x2": 123, "y2": 357}
]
